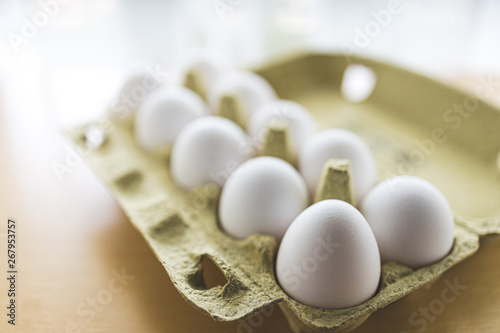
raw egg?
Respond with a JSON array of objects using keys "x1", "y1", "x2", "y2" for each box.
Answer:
[
  {"x1": 170, "y1": 116, "x2": 252, "y2": 189},
  {"x1": 219, "y1": 156, "x2": 309, "y2": 241},
  {"x1": 276, "y1": 199, "x2": 381, "y2": 309},
  {"x1": 135, "y1": 86, "x2": 209, "y2": 151},
  {"x1": 361, "y1": 176, "x2": 455, "y2": 268}
]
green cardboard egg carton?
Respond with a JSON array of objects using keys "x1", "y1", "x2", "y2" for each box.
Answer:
[{"x1": 70, "y1": 53, "x2": 500, "y2": 332}]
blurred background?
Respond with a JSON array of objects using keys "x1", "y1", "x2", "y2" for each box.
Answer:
[
  {"x1": 1, "y1": 0, "x2": 500, "y2": 128},
  {"x1": 1, "y1": 1, "x2": 500, "y2": 333}
]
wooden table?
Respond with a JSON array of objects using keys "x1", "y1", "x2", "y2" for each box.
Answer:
[{"x1": 0, "y1": 76, "x2": 499, "y2": 333}]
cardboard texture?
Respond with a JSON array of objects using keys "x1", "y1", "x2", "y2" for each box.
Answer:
[
  {"x1": 70, "y1": 53, "x2": 500, "y2": 332},
  {"x1": 314, "y1": 159, "x2": 355, "y2": 205}
]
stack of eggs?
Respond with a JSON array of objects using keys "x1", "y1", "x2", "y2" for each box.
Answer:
[{"x1": 117, "y1": 54, "x2": 455, "y2": 310}]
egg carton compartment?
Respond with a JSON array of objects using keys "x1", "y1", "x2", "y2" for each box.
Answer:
[{"x1": 70, "y1": 53, "x2": 500, "y2": 333}]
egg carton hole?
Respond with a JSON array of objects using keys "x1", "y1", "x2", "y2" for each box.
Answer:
[
  {"x1": 201, "y1": 255, "x2": 229, "y2": 289},
  {"x1": 341, "y1": 64, "x2": 377, "y2": 103},
  {"x1": 85, "y1": 125, "x2": 106, "y2": 149},
  {"x1": 186, "y1": 255, "x2": 229, "y2": 290}
]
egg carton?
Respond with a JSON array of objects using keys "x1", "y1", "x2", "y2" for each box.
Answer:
[{"x1": 70, "y1": 53, "x2": 500, "y2": 332}]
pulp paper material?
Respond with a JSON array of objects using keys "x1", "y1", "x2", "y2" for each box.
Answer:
[{"x1": 71, "y1": 53, "x2": 500, "y2": 333}]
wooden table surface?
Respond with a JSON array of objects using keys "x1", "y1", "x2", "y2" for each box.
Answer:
[{"x1": 0, "y1": 76, "x2": 499, "y2": 333}]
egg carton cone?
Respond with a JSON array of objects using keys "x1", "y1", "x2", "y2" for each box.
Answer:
[
  {"x1": 70, "y1": 53, "x2": 500, "y2": 333},
  {"x1": 184, "y1": 69, "x2": 207, "y2": 101}
]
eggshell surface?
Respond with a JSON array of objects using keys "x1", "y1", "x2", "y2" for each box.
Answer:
[
  {"x1": 170, "y1": 116, "x2": 251, "y2": 189},
  {"x1": 276, "y1": 199, "x2": 381, "y2": 309},
  {"x1": 299, "y1": 129, "x2": 377, "y2": 202},
  {"x1": 135, "y1": 86, "x2": 209, "y2": 151},
  {"x1": 361, "y1": 176, "x2": 455, "y2": 268},
  {"x1": 111, "y1": 64, "x2": 166, "y2": 120},
  {"x1": 249, "y1": 100, "x2": 317, "y2": 160},
  {"x1": 219, "y1": 156, "x2": 309, "y2": 241}
]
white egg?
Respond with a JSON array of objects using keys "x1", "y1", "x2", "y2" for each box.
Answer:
[
  {"x1": 249, "y1": 100, "x2": 317, "y2": 161},
  {"x1": 110, "y1": 64, "x2": 167, "y2": 120},
  {"x1": 276, "y1": 199, "x2": 381, "y2": 309},
  {"x1": 179, "y1": 51, "x2": 228, "y2": 97},
  {"x1": 299, "y1": 129, "x2": 377, "y2": 202},
  {"x1": 170, "y1": 116, "x2": 252, "y2": 189},
  {"x1": 361, "y1": 176, "x2": 455, "y2": 269},
  {"x1": 208, "y1": 71, "x2": 277, "y2": 125},
  {"x1": 134, "y1": 86, "x2": 210, "y2": 151},
  {"x1": 219, "y1": 156, "x2": 309, "y2": 241}
]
